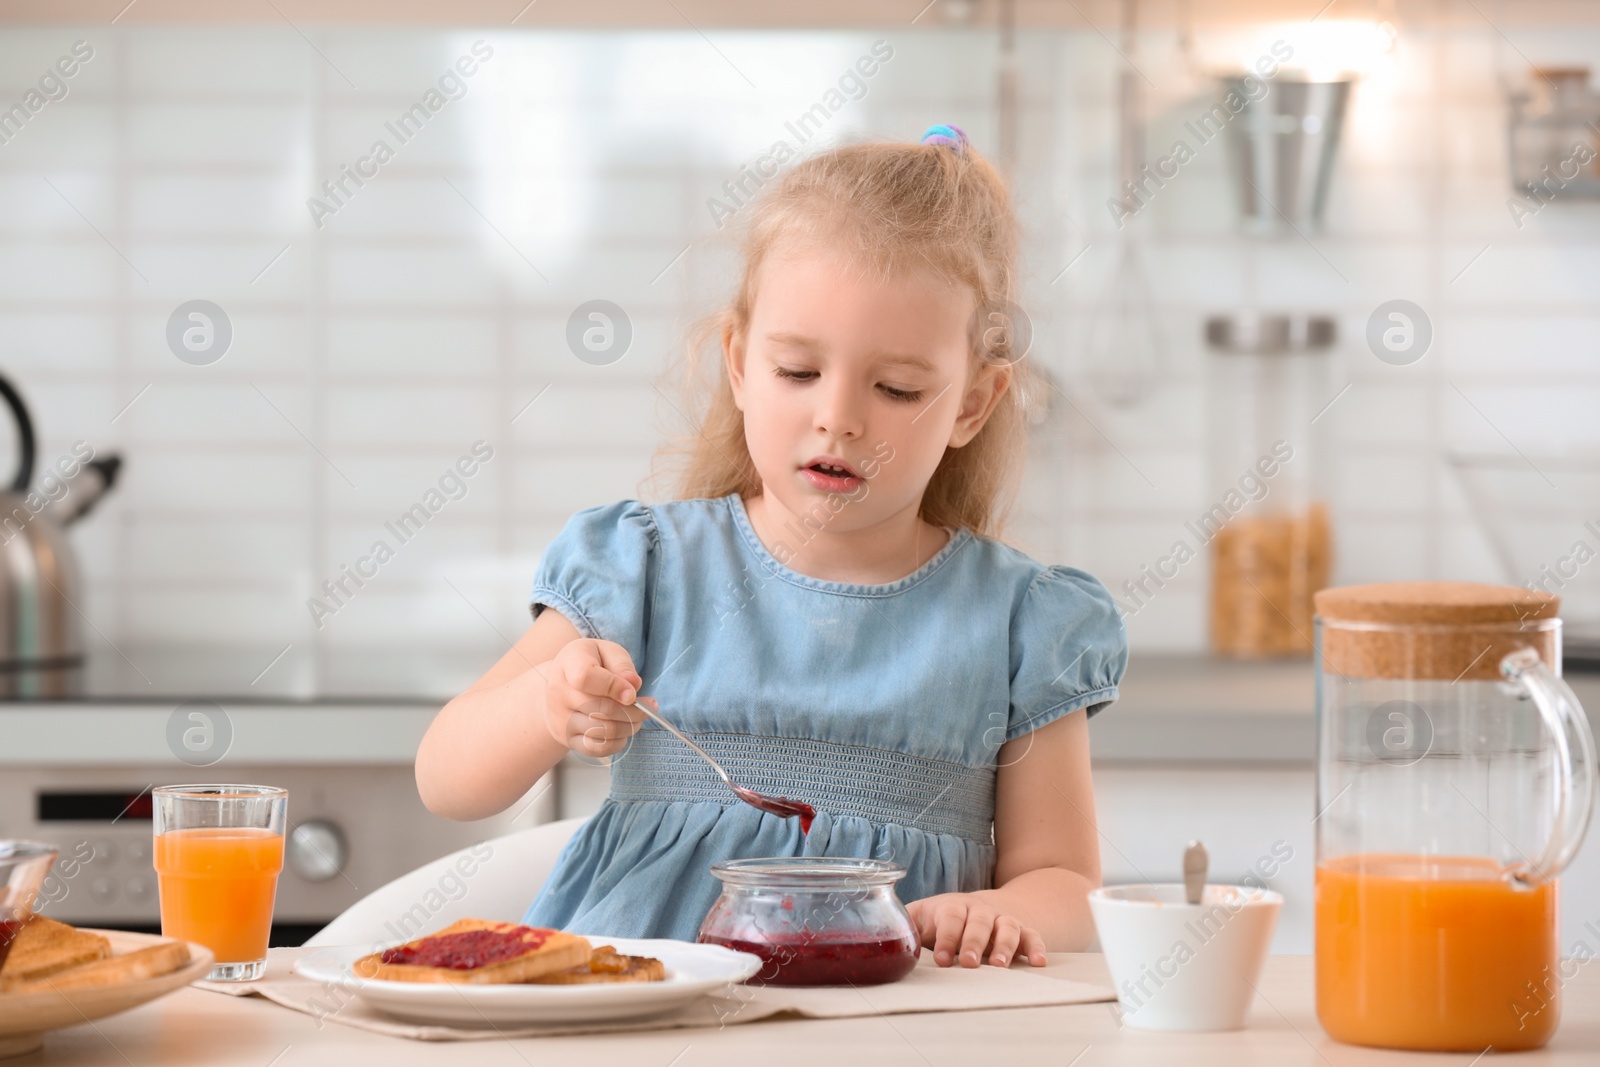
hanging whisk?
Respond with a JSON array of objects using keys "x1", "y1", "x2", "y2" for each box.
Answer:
[{"x1": 1083, "y1": 0, "x2": 1165, "y2": 407}]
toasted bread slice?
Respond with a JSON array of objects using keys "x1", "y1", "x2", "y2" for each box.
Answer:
[
  {"x1": 0, "y1": 916, "x2": 112, "y2": 990},
  {"x1": 528, "y1": 944, "x2": 666, "y2": 985},
  {"x1": 355, "y1": 919, "x2": 590, "y2": 985},
  {"x1": 4, "y1": 940, "x2": 190, "y2": 994}
]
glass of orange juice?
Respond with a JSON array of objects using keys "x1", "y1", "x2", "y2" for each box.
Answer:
[{"x1": 153, "y1": 784, "x2": 287, "y2": 981}]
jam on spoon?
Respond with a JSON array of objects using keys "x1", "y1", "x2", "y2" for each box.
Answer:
[
  {"x1": 631, "y1": 701, "x2": 816, "y2": 833},
  {"x1": 732, "y1": 787, "x2": 816, "y2": 834}
]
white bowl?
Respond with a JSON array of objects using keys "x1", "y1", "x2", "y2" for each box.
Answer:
[{"x1": 1088, "y1": 883, "x2": 1282, "y2": 1032}]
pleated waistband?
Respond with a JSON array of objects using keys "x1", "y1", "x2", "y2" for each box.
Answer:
[{"x1": 607, "y1": 728, "x2": 996, "y2": 843}]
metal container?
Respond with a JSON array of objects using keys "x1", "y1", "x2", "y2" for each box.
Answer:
[
  {"x1": 1508, "y1": 67, "x2": 1600, "y2": 200},
  {"x1": 1223, "y1": 76, "x2": 1351, "y2": 233}
]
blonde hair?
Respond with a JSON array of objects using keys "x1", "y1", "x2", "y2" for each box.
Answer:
[{"x1": 654, "y1": 134, "x2": 1033, "y2": 539}]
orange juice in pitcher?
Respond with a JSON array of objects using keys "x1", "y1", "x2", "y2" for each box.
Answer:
[
  {"x1": 1315, "y1": 855, "x2": 1559, "y2": 1050},
  {"x1": 1312, "y1": 584, "x2": 1595, "y2": 1052}
]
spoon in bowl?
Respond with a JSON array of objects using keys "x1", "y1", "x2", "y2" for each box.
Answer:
[
  {"x1": 1183, "y1": 840, "x2": 1208, "y2": 905},
  {"x1": 629, "y1": 701, "x2": 816, "y2": 833}
]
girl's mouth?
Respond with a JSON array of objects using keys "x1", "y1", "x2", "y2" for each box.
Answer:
[{"x1": 801, "y1": 462, "x2": 863, "y2": 493}]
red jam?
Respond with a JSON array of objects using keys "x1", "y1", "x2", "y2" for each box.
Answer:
[
  {"x1": 754, "y1": 796, "x2": 815, "y2": 835},
  {"x1": 703, "y1": 934, "x2": 919, "y2": 986},
  {"x1": 734, "y1": 787, "x2": 816, "y2": 833},
  {"x1": 0, "y1": 918, "x2": 25, "y2": 973},
  {"x1": 380, "y1": 926, "x2": 552, "y2": 969}
]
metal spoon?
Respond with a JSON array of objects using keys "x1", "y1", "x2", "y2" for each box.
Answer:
[
  {"x1": 1183, "y1": 840, "x2": 1208, "y2": 905},
  {"x1": 630, "y1": 701, "x2": 816, "y2": 832}
]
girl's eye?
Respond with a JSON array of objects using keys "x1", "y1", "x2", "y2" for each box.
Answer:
[{"x1": 772, "y1": 365, "x2": 922, "y2": 403}]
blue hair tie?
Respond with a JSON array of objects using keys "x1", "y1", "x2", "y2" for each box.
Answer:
[{"x1": 920, "y1": 123, "x2": 968, "y2": 151}]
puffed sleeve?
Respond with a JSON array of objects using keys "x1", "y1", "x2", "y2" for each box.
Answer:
[
  {"x1": 529, "y1": 499, "x2": 659, "y2": 670},
  {"x1": 1007, "y1": 565, "x2": 1128, "y2": 741}
]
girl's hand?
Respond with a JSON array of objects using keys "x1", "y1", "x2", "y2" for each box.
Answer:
[
  {"x1": 543, "y1": 638, "x2": 656, "y2": 757},
  {"x1": 905, "y1": 893, "x2": 1049, "y2": 969}
]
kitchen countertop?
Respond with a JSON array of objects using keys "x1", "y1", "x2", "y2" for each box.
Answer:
[
  {"x1": 24, "y1": 953, "x2": 1600, "y2": 1065},
  {"x1": 1091, "y1": 654, "x2": 1318, "y2": 763},
  {"x1": 1091, "y1": 653, "x2": 1600, "y2": 764},
  {"x1": 5, "y1": 654, "x2": 1598, "y2": 767},
  {"x1": 0, "y1": 702, "x2": 440, "y2": 765}
]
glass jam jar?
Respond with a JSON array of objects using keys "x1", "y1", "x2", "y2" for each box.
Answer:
[{"x1": 697, "y1": 858, "x2": 921, "y2": 986}]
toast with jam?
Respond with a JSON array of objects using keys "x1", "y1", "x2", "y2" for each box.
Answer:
[
  {"x1": 530, "y1": 944, "x2": 667, "y2": 985},
  {"x1": 355, "y1": 919, "x2": 591, "y2": 984}
]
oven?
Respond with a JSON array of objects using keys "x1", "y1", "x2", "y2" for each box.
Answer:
[{"x1": 1, "y1": 702, "x2": 557, "y2": 943}]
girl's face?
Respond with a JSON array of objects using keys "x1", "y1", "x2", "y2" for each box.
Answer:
[{"x1": 725, "y1": 245, "x2": 1010, "y2": 534}]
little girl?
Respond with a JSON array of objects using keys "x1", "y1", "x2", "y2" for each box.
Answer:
[{"x1": 417, "y1": 125, "x2": 1127, "y2": 970}]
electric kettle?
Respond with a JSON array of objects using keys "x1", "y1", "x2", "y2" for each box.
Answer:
[{"x1": 0, "y1": 373, "x2": 121, "y2": 697}]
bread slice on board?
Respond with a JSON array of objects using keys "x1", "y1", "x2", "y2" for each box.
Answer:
[
  {"x1": 355, "y1": 919, "x2": 590, "y2": 985},
  {"x1": 0, "y1": 916, "x2": 112, "y2": 989},
  {"x1": 3, "y1": 940, "x2": 190, "y2": 994},
  {"x1": 529, "y1": 944, "x2": 666, "y2": 985}
]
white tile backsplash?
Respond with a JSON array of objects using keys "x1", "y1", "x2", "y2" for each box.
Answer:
[
  {"x1": 1, "y1": 314, "x2": 116, "y2": 373},
  {"x1": 1336, "y1": 517, "x2": 1437, "y2": 584},
  {"x1": 326, "y1": 314, "x2": 499, "y2": 376},
  {"x1": 119, "y1": 384, "x2": 309, "y2": 446},
  {"x1": 126, "y1": 104, "x2": 309, "y2": 165},
  {"x1": 118, "y1": 450, "x2": 315, "y2": 513},
  {"x1": 0, "y1": 242, "x2": 120, "y2": 299},
  {"x1": 122, "y1": 32, "x2": 309, "y2": 94},
  {"x1": 0, "y1": 22, "x2": 1591, "y2": 694},
  {"x1": 1442, "y1": 314, "x2": 1600, "y2": 379},
  {"x1": 323, "y1": 385, "x2": 498, "y2": 446},
  {"x1": 126, "y1": 517, "x2": 307, "y2": 581}
]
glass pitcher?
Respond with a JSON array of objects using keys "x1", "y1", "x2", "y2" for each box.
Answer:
[{"x1": 1313, "y1": 581, "x2": 1596, "y2": 1052}]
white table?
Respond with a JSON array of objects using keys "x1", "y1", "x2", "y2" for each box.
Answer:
[{"x1": 25, "y1": 954, "x2": 1600, "y2": 1065}]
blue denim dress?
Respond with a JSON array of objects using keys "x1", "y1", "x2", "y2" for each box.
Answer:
[{"x1": 521, "y1": 493, "x2": 1127, "y2": 942}]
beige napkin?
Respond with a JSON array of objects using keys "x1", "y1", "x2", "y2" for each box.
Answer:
[{"x1": 197, "y1": 946, "x2": 1114, "y2": 1041}]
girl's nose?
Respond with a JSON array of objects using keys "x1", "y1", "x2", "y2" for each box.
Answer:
[{"x1": 814, "y1": 380, "x2": 865, "y2": 439}]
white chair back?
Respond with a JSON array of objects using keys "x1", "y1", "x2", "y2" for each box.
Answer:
[{"x1": 304, "y1": 817, "x2": 584, "y2": 948}]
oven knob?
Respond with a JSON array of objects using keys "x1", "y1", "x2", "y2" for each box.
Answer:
[
  {"x1": 125, "y1": 839, "x2": 151, "y2": 867},
  {"x1": 125, "y1": 876, "x2": 152, "y2": 903},
  {"x1": 287, "y1": 820, "x2": 347, "y2": 882},
  {"x1": 90, "y1": 876, "x2": 117, "y2": 903}
]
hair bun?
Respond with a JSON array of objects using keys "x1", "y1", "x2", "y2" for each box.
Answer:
[{"x1": 919, "y1": 124, "x2": 968, "y2": 151}]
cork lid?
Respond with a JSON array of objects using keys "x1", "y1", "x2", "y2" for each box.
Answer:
[{"x1": 1314, "y1": 582, "x2": 1560, "y2": 626}]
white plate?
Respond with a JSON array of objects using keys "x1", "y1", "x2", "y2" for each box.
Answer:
[{"x1": 293, "y1": 937, "x2": 763, "y2": 1026}]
